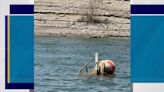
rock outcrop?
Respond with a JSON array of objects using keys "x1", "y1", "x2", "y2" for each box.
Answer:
[{"x1": 35, "y1": 0, "x2": 130, "y2": 38}]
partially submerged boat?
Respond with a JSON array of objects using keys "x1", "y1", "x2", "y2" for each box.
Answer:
[{"x1": 80, "y1": 52, "x2": 116, "y2": 76}]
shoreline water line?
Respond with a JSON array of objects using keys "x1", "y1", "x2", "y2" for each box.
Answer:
[{"x1": 34, "y1": 33, "x2": 130, "y2": 39}]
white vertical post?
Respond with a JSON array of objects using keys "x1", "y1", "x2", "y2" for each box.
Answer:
[
  {"x1": 95, "y1": 52, "x2": 98, "y2": 63},
  {"x1": 95, "y1": 52, "x2": 99, "y2": 74}
]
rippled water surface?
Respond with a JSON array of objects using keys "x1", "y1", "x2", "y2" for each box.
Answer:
[{"x1": 35, "y1": 36, "x2": 130, "y2": 92}]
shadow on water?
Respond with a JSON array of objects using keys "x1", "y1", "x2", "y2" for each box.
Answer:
[{"x1": 79, "y1": 71, "x2": 116, "y2": 80}]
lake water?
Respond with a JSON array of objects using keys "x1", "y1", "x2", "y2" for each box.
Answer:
[{"x1": 35, "y1": 36, "x2": 130, "y2": 92}]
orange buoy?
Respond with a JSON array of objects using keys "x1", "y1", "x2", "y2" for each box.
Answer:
[{"x1": 99, "y1": 60, "x2": 115, "y2": 74}]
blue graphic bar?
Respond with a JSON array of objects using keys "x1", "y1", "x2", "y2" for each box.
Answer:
[
  {"x1": 131, "y1": 5, "x2": 164, "y2": 14},
  {"x1": 131, "y1": 16, "x2": 164, "y2": 82},
  {"x1": 5, "y1": 16, "x2": 8, "y2": 85},
  {"x1": 6, "y1": 83, "x2": 34, "y2": 89},
  {"x1": 5, "y1": 16, "x2": 34, "y2": 89},
  {"x1": 10, "y1": 5, "x2": 34, "y2": 14}
]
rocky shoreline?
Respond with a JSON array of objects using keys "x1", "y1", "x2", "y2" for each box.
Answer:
[{"x1": 35, "y1": 0, "x2": 130, "y2": 38}]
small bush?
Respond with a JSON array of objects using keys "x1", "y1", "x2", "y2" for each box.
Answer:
[{"x1": 78, "y1": 0, "x2": 103, "y2": 24}]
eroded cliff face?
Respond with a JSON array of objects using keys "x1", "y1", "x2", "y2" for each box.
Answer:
[{"x1": 35, "y1": 0, "x2": 130, "y2": 38}]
